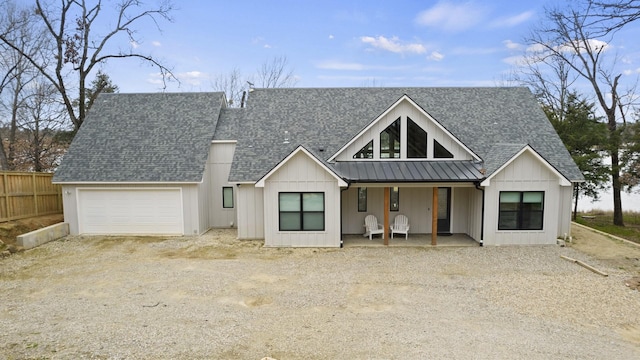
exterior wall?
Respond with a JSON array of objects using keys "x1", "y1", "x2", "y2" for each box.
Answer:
[
  {"x1": 335, "y1": 99, "x2": 473, "y2": 161},
  {"x1": 341, "y1": 185, "x2": 480, "y2": 242},
  {"x1": 483, "y1": 151, "x2": 571, "y2": 245},
  {"x1": 208, "y1": 142, "x2": 237, "y2": 228},
  {"x1": 558, "y1": 185, "x2": 573, "y2": 237},
  {"x1": 236, "y1": 184, "x2": 264, "y2": 239},
  {"x1": 61, "y1": 183, "x2": 202, "y2": 236},
  {"x1": 467, "y1": 186, "x2": 484, "y2": 242},
  {"x1": 263, "y1": 152, "x2": 342, "y2": 247}
]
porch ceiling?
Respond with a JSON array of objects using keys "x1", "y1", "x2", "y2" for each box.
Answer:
[{"x1": 332, "y1": 160, "x2": 484, "y2": 183}]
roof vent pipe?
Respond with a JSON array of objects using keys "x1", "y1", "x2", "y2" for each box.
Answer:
[
  {"x1": 283, "y1": 130, "x2": 290, "y2": 144},
  {"x1": 240, "y1": 91, "x2": 247, "y2": 108}
]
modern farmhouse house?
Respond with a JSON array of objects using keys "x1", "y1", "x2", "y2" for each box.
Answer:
[{"x1": 53, "y1": 87, "x2": 583, "y2": 247}]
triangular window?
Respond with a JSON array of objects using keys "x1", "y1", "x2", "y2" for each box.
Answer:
[
  {"x1": 407, "y1": 117, "x2": 427, "y2": 158},
  {"x1": 353, "y1": 140, "x2": 373, "y2": 159},
  {"x1": 380, "y1": 117, "x2": 400, "y2": 158},
  {"x1": 434, "y1": 139, "x2": 454, "y2": 158}
]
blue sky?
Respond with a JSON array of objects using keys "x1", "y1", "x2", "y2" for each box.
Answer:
[{"x1": 100, "y1": 0, "x2": 625, "y2": 92}]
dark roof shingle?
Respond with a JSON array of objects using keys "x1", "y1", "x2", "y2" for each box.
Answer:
[{"x1": 54, "y1": 92, "x2": 224, "y2": 183}]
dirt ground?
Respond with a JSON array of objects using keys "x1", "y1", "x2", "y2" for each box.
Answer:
[
  {"x1": 1, "y1": 225, "x2": 640, "y2": 358},
  {"x1": 0, "y1": 214, "x2": 64, "y2": 249},
  {"x1": 569, "y1": 224, "x2": 640, "y2": 276}
]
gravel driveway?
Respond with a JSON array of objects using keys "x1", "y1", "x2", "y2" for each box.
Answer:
[{"x1": 1, "y1": 229, "x2": 639, "y2": 359}]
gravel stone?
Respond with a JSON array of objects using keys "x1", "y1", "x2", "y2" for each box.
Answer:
[{"x1": 0, "y1": 229, "x2": 639, "y2": 359}]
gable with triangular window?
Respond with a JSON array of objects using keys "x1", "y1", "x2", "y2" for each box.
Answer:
[{"x1": 333, "y1": 96, "x2": 478, "y2": 162}]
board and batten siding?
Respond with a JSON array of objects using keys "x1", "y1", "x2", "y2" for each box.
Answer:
[
  {"x1": 335, "y1": 99, "x2": 473, "y2": 161},
  {"x1": 208, "y1": 142, "x2": 237, "y2": 228},
  {"x1": 61, "y1": 183, "x2": 203, "y2": 236},
  {"x1": 236, "y1": 185, "x2": 264, "y2": 239},
  {"x1": 483, "y1": 151, "x2": 572, "y2": 245},
  {"x1": 342, "y1": 185, "x2": 481, "y2": 242},
  {"x1": 262, "y1": 151, "x2": 342, "y2": 247}
]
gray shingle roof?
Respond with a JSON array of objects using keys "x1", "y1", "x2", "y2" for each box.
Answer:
[
  {"x1": 332, "y1": 161, "x2": 484, "y2": 182},
  {"x1": 53, "y1": 92, "x2": 224, "y2": 183},
  {"x1": 227, "y1": 87, "x2": 583, "y2": 183}
]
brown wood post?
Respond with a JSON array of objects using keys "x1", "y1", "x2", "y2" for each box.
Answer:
[
  {"x1": 432, "y1": 187, "x2": 438, "y2": 246},
  {"x1": 384, "y1": 187, "x2": 390, "y2": 245}
]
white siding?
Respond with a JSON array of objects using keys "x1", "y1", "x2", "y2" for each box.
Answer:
[
  {"x1": 335, "y1": 100, "x2": 473, "y2": 161},
  {"x1": 237, "y1": 185, "x2": 264, "y2": 239},
  {"x1": 341, "y1": 185, "x2": 481, "y2": 242},
  {"x1": 62, "y1": 184, "x2": 203, "y2": 236},
  {"x1": 263, "y1": 152, "x2": 342, "y2": 247},
  {"x1": 208, "y1": 143, "x2": 237, "y2": 228},
  {"x1": 483, "y1": 151, "x2": 571, "y2": 245}
]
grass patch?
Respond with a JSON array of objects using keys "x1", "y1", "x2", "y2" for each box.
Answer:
[{"x1": 576, "y1": 210, "x2": 640, "y2": 244}]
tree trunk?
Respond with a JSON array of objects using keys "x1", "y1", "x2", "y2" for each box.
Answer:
[{"x1": 611, "y1": 149, "x2": 624, "y2": 226}]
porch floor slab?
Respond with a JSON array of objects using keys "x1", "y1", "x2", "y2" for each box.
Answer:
[{"x1": 342, "y1": 233, "x2": 480, "y2": 248}]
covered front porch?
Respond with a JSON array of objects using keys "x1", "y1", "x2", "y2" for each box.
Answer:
[{"x1": 341, "y1": 233, "x2": 479, "y2": 248}]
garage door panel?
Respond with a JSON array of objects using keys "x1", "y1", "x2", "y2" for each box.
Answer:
[{"x1": 78, "y1": 189, "x2": 183, "y2": 235}]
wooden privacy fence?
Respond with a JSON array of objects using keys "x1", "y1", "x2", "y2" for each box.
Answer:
[{"x1": 0, "y1": 171, "x2": 62, "y2": 222}]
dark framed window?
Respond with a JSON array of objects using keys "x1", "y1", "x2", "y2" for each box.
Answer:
[
  {"x1": 222, "y1": 187, "x2": 234, "y2": 208},
  {"x1": 407, "y1": 117, "x2": 427, "y2": 158},
  {"x1": 358, "y1": 187, "x2": 367, "y2": 212},
  {"x1": 279, "y1": 192, "x2": 325, "y2": 231},
  {"x1": 434, "y1": 139, "x2": 454, "y2": 158},
  {"x1": 390, "y1": 187, "x2": 399, "y2": 211},
  {"x1": 498, "y1": 191, "x2": 544, "y2": 230},
  {"x1": 380, "y1": 117, "x2": 401, "y2": 158},
  {"x1": 353, "y1": 140, "x2": 374, "y2": 159}
]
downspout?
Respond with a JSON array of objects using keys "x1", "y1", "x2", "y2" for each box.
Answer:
[{"x1": 475, "y1": 182, "x2": 485, "y2": 247}]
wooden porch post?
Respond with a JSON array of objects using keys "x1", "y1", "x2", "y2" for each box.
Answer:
[
  {"x1": 432, "y1": 187, "x2": 438, "y2": 246},
  {"x1": 384, "y1": 187, "x2": 390, "y2": 245}
]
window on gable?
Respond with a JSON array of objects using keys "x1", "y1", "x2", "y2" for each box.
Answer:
[
  {"x1": 498, "y1": 191, "x2": 544, "y2": 230},
  {"x1": 279, "y1": 192, "x2": 325, "y2": 231},
  {"x1": 358, "y1": 187, "x2": 367, "y2": 212},
  {"x1": 380, "y1": 117, "x2": 401, "y2": 158},
  {"x1": 407, "y1": 117, "x2": 427, "y2": 158},
  {"x1": 434, "y1": 139, "x2": 454, "y2": 158},
  {"x1": 353, "y1": 140, "x2": 373, "y2": 159}
]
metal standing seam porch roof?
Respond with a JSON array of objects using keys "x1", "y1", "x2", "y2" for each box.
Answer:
[{"x1": 331, "y1": 160, "x2": 484, "y2": 183}]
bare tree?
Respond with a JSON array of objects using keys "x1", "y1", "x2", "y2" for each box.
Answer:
[
  {"x1": 17, "y1": 80, "x2": 66, "y2": 172},
  {"x1": 211, "y1": 68, "x2": 245, "y2": 107},
  {"x1": 589, "y1": 0, "x2": 640, "y2": 33},
  {"x1": 256, "y1": 56, "x2": 297, "y2": 88},
  {"x1": 526, "y1": 4, "x2": 636, "y2": 226},
  {"x1": 0, "y1": 0, "x2": 175, "y2": 131}
]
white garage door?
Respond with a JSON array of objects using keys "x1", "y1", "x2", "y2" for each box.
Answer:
[{"x1": 78, "y1": 188, "x2": 184, "y2": 235}]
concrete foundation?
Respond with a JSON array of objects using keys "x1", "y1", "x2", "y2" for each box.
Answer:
[{"x1": 17, "y1": 223, "x2": 69, "y2": 250}]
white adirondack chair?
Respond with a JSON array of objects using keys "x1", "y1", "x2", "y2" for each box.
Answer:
[
  {"x1": 363, "y1": 215, "x2": 384, "y2": 240},
  {"x1": 390, "y1": 214, "x2": 410, "y2": 240}
]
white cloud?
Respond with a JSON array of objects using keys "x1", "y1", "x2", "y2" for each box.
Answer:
[
  {"x1": 152, "y1": 41, "x2": 162, "y2": 47},
  {"x1": 527, "y1": 39, "x2": 611, "y2": 55},
  {"x1": 502, "y1": 55, "x2": 527, "y2": 66},
  {"x1": 490, "y1": 11, "x2": 534, "y2": 28},
  {"x1": 130, "y1": 41, "x2": 139, "y2": 49},
  {"x1": 623, "y1": 68, "x2": 640, "y2": 75},
  {"x1": 329, "y1": 34, "x2": 334, "y2": 39},
  {"x1": 415, "y1": 1, "x2": 488, "y2": 32},
  {"x1": 360, "y1": 35, "x2": 426, "y2": 54},
  {"x1": 428, "y1": 51, "x2": 444, "y2": 61},
  {"x1": 264, "y1": 44, "x2": 272, "y2": 48},
  {"x1": 503, "y1": 40, "x2": 522, "y2": 50}
]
